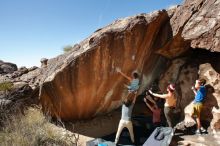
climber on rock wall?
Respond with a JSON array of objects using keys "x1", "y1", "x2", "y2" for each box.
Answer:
[{"x1": 114, "y1": 68, "x2": 140, "y2": 144}]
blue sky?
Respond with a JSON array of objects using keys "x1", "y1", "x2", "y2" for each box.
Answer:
[{"x1": 0, "y1": 0, "x2": 182, "y2": 67}]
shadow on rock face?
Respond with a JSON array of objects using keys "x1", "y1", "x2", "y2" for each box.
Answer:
[{"x1": 202, "y1": 84, "x2": 219, "y2": 127}]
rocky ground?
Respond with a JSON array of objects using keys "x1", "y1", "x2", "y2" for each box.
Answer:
[{"x1": 172, "y1": 133, "x2": 220, "y2": 146}]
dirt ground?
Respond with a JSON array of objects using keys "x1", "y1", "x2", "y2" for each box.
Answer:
[{"x1": 63, "y1": 101, "x2": 220, "y2": 146}]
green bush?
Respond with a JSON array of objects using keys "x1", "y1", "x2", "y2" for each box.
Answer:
[
  {"x1": 63, "y1": 45, "x2": 73, "y2": 53},
  {"x1": 0, "y1": 82, "x2": 13, "y2": 92}
]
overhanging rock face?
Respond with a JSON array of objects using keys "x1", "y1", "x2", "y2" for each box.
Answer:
[
  {"x1": 39, "y1": 0, "x2": 220, "y2": 120},
  {"x1": 39, "y1": 10, "x2": 180, "y2": 120}
]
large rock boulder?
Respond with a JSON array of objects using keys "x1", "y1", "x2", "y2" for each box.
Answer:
[
  {"x1": 38, "y1": 0, "x2": 220, "y2": 122},
  {"x1": 39, "y1": 10, "x2": 176, "y2": 120},
  {"x1": 171, "y1": 0, "x2": 220, "y2": 52},
  {"x1": 0, "y1": 60, "x2": 17, "y2": 75},
  {"x1": 0, "y1": 64, "x2": 41, "y2": 120}
]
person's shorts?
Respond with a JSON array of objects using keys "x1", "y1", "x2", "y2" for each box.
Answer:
[{"x1": 191, "y1": 102, "x2": 203, "y2": 117}]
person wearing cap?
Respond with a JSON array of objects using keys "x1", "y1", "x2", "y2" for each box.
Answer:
[
  {"x1": 191, "y1": 78, "x2": 207, "y2": 134},
  {"x1": 148, "y1": 84, "x2": 177, "y2": 128}
]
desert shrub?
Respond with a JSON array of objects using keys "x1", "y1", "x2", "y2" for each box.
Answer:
[
  {"x1": 0, "y1": 82, "x2": 13, "y2": 92},
  {"x1": 0, "y1": 106, "x2": 78, "y2": 146},
  {"x1": 63, "y1": 45, "x2": 73, "y2": 53}
]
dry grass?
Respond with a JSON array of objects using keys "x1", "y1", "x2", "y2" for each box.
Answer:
[
  {"x1": 0, "y1": 106, "x2": 79, "y2": 146},
  {"x1": 0, "y1": 82, "x2": 13, "y2": 92}
]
